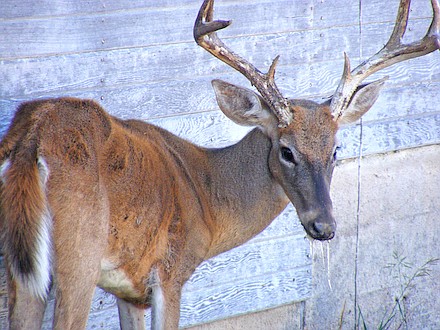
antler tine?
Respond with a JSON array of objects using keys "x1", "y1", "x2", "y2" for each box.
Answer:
[
  {"x1": 331, "y1": 0, "x2": 440, "y2": 120},
  {"x1": 429, "y1": 0, "x2": 440, "y2": 46},
  {"x1": 387, "y1": 0, "x2": 411, "y2": 48},
  {"x1": 194, "y1": 0, "x2": 293, "y2": 127}
]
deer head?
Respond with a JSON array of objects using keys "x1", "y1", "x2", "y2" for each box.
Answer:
[{"x1": 194, "y1": 0, "x2": 439, "y2": 240}]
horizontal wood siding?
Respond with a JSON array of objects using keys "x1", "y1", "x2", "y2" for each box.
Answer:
[{"x1": 0, "y1": 0, "x2": 439, "y2": 328}]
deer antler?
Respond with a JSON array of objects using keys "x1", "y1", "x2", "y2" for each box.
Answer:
[
  {"x1": 194, "y1": 0, "x2": 293, "y2": 127},
  {"x1": 331, "y1": 0, "x2": 440, "y2": 120}
]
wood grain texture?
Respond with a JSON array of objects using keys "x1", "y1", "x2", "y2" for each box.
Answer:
[
  {"x1": 0, "y1": 0, "x2": 439, "y2": 328},
  {"x1": 0, "y1": 259, "x2": 7, "y2": 327},
  {"x1": 1, "y1": 0, "x2": 200, "y2": 19},
  {"x1": 1, "y1": 59, "x2": 439, "y2": 122},
  {"x1": 1, "y1": 0, "x2": 311, "y2": 59}
]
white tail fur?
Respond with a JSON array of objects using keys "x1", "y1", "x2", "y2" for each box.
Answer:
[{"x1": 1, "y1": 157, "x2": 53, "y2": 300}]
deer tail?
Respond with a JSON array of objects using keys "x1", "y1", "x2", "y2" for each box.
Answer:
[{"x1": 1, "y1": 144, "x2": 52, "y2": 300}]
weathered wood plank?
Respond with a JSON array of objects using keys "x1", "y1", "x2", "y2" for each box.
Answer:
[
  {"x1": 1, "y1": 0, "x2": 196, "y2": 19},
  {"x1": 361, "y1": 81, "x2": 440, "y2": 122},
  {"x1": 8, "y1": 0, "x2": 430, "y2": 27},
  {"x1": 1, "y1": 0, "x2": 281, "y2": 20},
  {"x1": 87, "y1": 77, "x2": 440, "y2": 122},
  {"x1": 180, "y1": 267, "x2": 311, "y2": 327},
  {"x1": 0, "y1": 0, "x2": 311, "y2": 59},
  {"x1": 361, "y1": 0, "x2": 434, "y2": 25},
  {"x1": 1, "y1": 30, "x2": 345, "y2": 98},
  {"x1": 2, "y1": 54, "x2": 438, "y2": 128},
  {"x1": 337, "y1": 113, "x2": 440, "y2": 159},
  {"x1": 359, "y1": 18, "x2": 439, "y2": 57},
  {"x1": 186, "y1": 234, "x2": 310, "y2": 289},
  {"x1": 1, "y1": 20, "x2": 437, "y2": 105},
  {"x1": 313, "y1": 0, "x2": 435, "y2": 30},
  {"x1": 6, "y1": 0, "x2": 432, "y2": 62},
  {"x1": 0, "y1": 258, "x2": 7, "y2": 329}
]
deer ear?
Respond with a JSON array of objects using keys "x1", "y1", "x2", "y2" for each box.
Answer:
[
  {"x1": 337, "y1": 77, "x2": 387, "y2": 125},
  {"x1": 211, "y1": 79, "x2": 277, "y2": 128}
]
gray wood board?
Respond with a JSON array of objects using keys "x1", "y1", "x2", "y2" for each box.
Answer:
[
  {"x1": 1, "y1": 0, "x2": 311, "y2": 59},
  {"x1": 2, "y1": 17, "x2": 437, "y2": 99},
  {"x1": 1, "y1": 56, "x2": 439, "y2": 121},
  {"x1": 2, "y1": 0, "x2": 433, "y2": 59}
]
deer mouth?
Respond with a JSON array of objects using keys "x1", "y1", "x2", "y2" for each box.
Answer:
[
  {"x1": 299, "y1": 210, "x2": 336, "y2": 241},
  {"x1": 307, "y1": 222, "x2": 336, "y2": 240}
]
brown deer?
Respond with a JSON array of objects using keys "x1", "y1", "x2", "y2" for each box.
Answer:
[{"x1": 0, "y1": 0, "x2": 438, "y2": 329}]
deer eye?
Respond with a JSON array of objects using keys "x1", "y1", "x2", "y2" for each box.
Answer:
[
  {"x1": 281, "y1": 147, "x2": 296, "y2": 164},
  {"x1": 333, "y1": 146, "x2": 341, "y2": 162}
]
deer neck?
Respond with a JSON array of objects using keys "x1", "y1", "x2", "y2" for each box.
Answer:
[{"x1": 204, "y1": 128, "x2": 289, "y2": 258}]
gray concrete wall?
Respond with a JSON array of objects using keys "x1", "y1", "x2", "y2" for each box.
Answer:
[{"x1": 189, "y1": 144, "x2": 440, "y2": 329}]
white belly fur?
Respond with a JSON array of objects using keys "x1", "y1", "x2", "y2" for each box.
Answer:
[{"x1": 98, "y1": 259, "x2": 139, "y2": 298}]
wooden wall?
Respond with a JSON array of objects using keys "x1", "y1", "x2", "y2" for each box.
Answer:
[{"x1": 0, "y1": 0, "x2": 439, "y2": 328}]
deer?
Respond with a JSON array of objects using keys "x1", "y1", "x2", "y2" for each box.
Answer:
[{"x1": 0, "y1": 0, "x2": 438, "y2": 329}]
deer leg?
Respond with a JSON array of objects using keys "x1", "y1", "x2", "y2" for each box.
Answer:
[
  {"x1": 148, "y1": 268, "x2": 182, "y2": 330},
  {"x1": 50, "y1": 191, "x2": 108, "y2": 330},
  {"x1": 117, "y1": 298, "x2": 146, "y2": 330},
  {"x1": 149, "y1": 268, "x2": 165, "y2": 330},
  {"x1": 161, "y1": 283, "x2": 183, "y2": 330},
  {"x1": 51, "y1": 230, "x2": 103, "y2": 330},
  {"x1": 51, "y1": 222, "x2": 106, "y2": 330},
  {"x1": 6, "y1": 264, "x2": 46, "y2": 330},
  {"x1": 52, "y1": 271, "x2": 98, "y2": 330}
]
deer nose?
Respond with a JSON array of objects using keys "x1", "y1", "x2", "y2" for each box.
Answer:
[{"x1": 310, "y1": 221, "x2": 336, "y2": 240}]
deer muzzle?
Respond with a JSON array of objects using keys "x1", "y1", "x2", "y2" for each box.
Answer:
[
  {"x1": 290, "y1": 168, "x2": 337, "y2": 241},
  {"x1": 298, "y1": 208, "x2": 336, "y2": 240}
]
